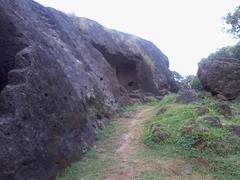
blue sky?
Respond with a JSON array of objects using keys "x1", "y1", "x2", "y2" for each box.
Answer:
[{"x1": 35, "y1": 0, "x2": 240, "y2": 76}]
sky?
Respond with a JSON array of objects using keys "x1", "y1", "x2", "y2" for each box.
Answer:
[{"x1": 34, "y1": 0, "x2": 240, "y2": 76}]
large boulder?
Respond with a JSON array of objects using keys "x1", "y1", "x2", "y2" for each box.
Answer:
[
  {"x1": 198, "y1": 58, "x2": 240, "y2": 99},
  {"x1": 176, "y1": 89, "x2": 198, "y2": 104},
  {"x1": 0, "y1": 0, "x2": 177, "y2": 179}
]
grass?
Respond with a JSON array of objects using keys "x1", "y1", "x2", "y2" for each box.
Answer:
[
  {"x1": 119, "y1": 103, "x2": 145, "y2": 113},
  {"x1": 143, "y1": 94, "x2": 240, "y2": 179},
  {"x1": 56, "y1": 149, "x2": 113, "y2": 180}
]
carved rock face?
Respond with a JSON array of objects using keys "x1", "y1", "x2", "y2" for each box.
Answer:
[{"x1": 0, "y1": 0, "x2": 177, "y2": 179}]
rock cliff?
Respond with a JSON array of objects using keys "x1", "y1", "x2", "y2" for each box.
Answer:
[{"x1": 0, "y1": 0, "x2": 177, "y2": 179}]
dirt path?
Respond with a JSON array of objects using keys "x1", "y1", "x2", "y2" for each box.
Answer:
[
  {"x1": 57, "y1": 104, "x2": 212, "y2": 180},
  {"x1": 91, "y1": 105, "x2": 206, "y2": 180},
  {"x1": 101, "y1": 106, "x2": 156, "y2": 180}
]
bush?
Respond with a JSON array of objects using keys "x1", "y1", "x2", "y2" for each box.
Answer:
[
  {"x1": 182, "y1": 75, "x2": 203, "y2": 91},
  {"x1": 191, "y1": 76, "x2": 204, "y2": 91}
]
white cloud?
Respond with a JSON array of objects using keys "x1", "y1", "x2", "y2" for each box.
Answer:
[{"x1": 34, "y1": 0, "x2": 240, "y2": 76}]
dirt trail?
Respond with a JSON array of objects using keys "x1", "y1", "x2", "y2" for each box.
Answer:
[
  {"x1": 93, "y1": 105, "x2": 205, "y2": 180},
  {"x1": 103, "y1": 106, "x2": 156, "y2": 180}
]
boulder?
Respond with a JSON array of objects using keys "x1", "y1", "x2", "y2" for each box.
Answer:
[
  {"x1": 226, "y1": 125, "x2": 240, "y2": 137},
  {"x1": 156, "y1": 106, "x2": 168, "y2": 116},
  {"x1": 195, "y1": 107, "x2": 209, "y2": 116},
  {"x1": 216, "y1": 94, "x2": 227, "y2": 101},
  {"x1": 217, "y1": 101, "x2": 232, "y2": 117},
  {"x1": 150, "y1": 125, "x2": 170, "y2": 143},
  {"x1": 176, "y1": 89, "x2": 198, "y2": 104},
  {"x1": 203, "y1": 117, "x2": 222, "y2": 128},
  {"x1": 198, "y1": 58, "x2": 240, "y2": 100},
  {"x1": 0, "y1": 0, "x2": 177, "y2": 179}
]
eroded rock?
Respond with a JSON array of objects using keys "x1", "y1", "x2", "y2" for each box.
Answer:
[
  {"x1": 149, "y1": 125, "x2": 170, "y2": 143},
  {"x1": 176, "y1": 89, "x2": 198, "y2": 104},
  {"x1": 226, "y1": 125, "x2": 240, "y2": 137},
  {"x1": 195, "y1": 107, "x2": 209, "y2": 116},
  {"x1": 198, "y1": 58, "x2": 240, "y2": 100},
  {"x1": 217, "y1": 101, "x2": 232, "y2": 117},
  {"x1": 203, "y1": 117, "x2": 222, "y2": 128}
]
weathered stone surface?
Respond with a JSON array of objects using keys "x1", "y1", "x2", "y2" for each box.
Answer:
[
  {"x1": 217, "y1": 101, "x2": 232, "y2": 117},
  {"x1": 150, "y1": 125, "x2": 170, "y2": 143},
  {"x1": 198, "y1": 58, "x2": 240, "y2": 100},
  {"x1": 176, "y1": 89, "x2": 198, "y2": 104},
  {"x1": 73, "y1": 17, "x2": 178, "y2": 95},
  {"x1": 226, "y1": 125, "x2": 240, "y2": 137},
  {"x1": 0, "y1": 0, "x2": 177, "y2": 179},
  {"x1": 204, "y1": 117, "x2": 222, "y2": 128},
  {"x1": 195, "y1": 107, "x2": 209, "y2": 116},
  {"x1": 216, "y1": 94, "x2": 227, "y2": 101},
  {"x1": 156, "y1": 106, "x2": 168, "y2": 116}
]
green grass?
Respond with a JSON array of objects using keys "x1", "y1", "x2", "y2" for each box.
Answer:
[
  {"x1": 143, "y1": 94, "x2": 240, "y2": 179},
  {"x1": 56, "y1": 149, "x2": 113, "y2": 180},
  {"x1": 119, "y1": 103, "x2": 144, "y2": 113},
  {"x1": 56, "y1": 94, "x2": 240, "y2": 179},
  {"x1": 56, "y1": 119, "x2": 121, "y2": 180},
  {"x1": 136, "y1": 170, "x2": 164, "y2": 180}
]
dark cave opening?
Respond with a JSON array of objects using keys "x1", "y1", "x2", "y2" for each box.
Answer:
[
  {"x1": 92, "y1": 43, "x2": 140, "y2": 91},
  {"x1": 0, "y1": 14, "x2": 23, "y2": 92},
  {"x1": 116, "y1": 62, "x2": 139, "y2": 91}
]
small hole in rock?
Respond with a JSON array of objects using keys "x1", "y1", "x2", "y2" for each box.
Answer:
[
  {"x1": 128, "y1": 81, "x2": 134, "y2": 87},
  {"x1": 100, "y1": 77, "x2": 103, "y2": 81},
  {"x1": 64, "y1": 96, "x2": 68, "y2": 101},
  {"x1": 104, "y1": 114, "x2": 110, "y2": 119},
  {"x1": 44, "y1": 93, "x2": 48, "y2": 97},
  {"x1": 96, "y1": 114, "x2": 102, "y2": 120}
]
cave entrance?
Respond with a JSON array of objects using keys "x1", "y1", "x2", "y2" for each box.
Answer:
[
  {"x1": 0, "y1": 13, "x2": 23, "y2": 92},
  {"x1": 116, "y1": 62, "x2": 139, "y2": 91},
  {"x1": 91, "y1": 43, "x2": 140, "y2": 92},
  {"x1": 92, "y1": 43, "x2": 140, "y2": 91}
]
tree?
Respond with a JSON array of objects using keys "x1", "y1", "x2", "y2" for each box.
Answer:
[
  {"x1": 224, "y1": 6, "x2": 240, "y2": 39},
  {"x1": 182, "y1": 75, "x2": 203, "y2": 91},
  {"x1": 207, "y1": 45, "x2": 240, "y2": 60}
]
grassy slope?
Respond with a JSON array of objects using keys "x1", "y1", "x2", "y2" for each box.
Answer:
[
  {"x1": 57, "y1": 95, "x2": 240, "y2": 180},
  {"x1": 143, "y1": 94, "x2": 240, "y2": 179}
]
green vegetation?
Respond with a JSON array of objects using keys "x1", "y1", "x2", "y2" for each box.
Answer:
[
  {"x1": 182, "y1": 75, "x2": 204, "y2": 91},
  {"x1": 224, "y1": 5, "x2": 240, "y2": 39},
  {"x1": 57, "y1": 94, "x2": 240, "y2": 179},
  {"x1": 56, "y1": 115, "x2": 124, "y2": 180},
  {"x1": 198, "y1": 5, "x2": 240, "y2": 63},
  {"x1": 204, "y1": 45, "x2": 240, "y2": 61},
  {"x1": 56, "y1": 149, "x2": 113, "y2": 180},
  {"x1": 143, "y1": 95, "x2": 240, "y2": 179}
]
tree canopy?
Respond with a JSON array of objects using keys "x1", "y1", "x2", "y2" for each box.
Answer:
[
  {"x1": 224, "y1": 5, "x2": 240, "y2": 39},
  {"x1": 200, "y1": 6, "x2": 240, "y2": 62},
  {"x1": 207, "y1": 45, "x2": 240, "y2": 60}
]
